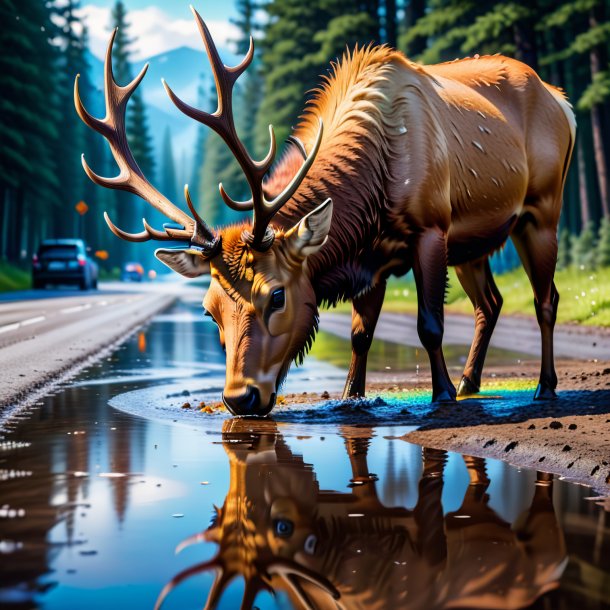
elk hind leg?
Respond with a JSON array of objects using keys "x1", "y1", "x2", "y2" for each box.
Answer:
[
  {"x1": 342, "y1": 280, "x2": 386, "y2": 399},
  {"x1": 512, "y1": 219, "x2": 559, "y2": 400},
  {"x1": 455, "y1": 257, "x2": 503, "y2": 396}
]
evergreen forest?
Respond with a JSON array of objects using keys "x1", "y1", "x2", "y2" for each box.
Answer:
[{"x1": 1, "y1": 0, "x2": 608, "y2": 276}]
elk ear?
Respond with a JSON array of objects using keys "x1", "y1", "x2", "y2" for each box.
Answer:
[
  {"x1": 155, "y1": 248, "x2": 211, "y2": 278},
  {"x1": 284, "y1": 198, "x2": 333, "y2": 260}
]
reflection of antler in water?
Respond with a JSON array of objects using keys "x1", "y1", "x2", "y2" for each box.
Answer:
[{"x1": 158, "y1": 420, "x2": 568, "y2": 610}]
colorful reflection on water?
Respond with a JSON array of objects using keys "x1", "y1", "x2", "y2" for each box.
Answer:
[{"x1": 0, "y1": 298, "x2": 608, "y2": 609}]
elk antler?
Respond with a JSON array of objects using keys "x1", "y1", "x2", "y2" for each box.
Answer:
[
  {"x1": 163, "y1": 6, "x2": 323, "y2": 251},
  {"x1": 74, "y1": 28, "x2": 219, "y2": 253}
]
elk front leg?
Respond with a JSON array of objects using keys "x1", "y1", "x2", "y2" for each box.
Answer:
[
  {"x1": 342, "y1": 280, "x2": 386, "y2": 399},
  {"x1": 412, "y1": 229, "x2": 456, "y2": 403}
]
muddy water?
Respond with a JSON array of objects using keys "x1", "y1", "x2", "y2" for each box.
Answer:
[{"x1": 0, "y1": 297, "x2": 608, "y2": 610}]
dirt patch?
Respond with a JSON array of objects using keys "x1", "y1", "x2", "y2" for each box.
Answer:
[{"x1": 282, "y1": 358, "x2": 610, "y2": 494}]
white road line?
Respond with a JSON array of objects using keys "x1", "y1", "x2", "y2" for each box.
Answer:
[
  {"x1": 0, "y1": 315, "x2": 46, "y2": 334},
  {"x1": 97, "y1": 300, "x2": 108, "y2": 307},
  {"x1": 21, "y1": 316, "x2": 45, "y2": 326},
  {"x1": 0, "y1": 323, "x2": 21, "y2": 335},
  {"x1": 60, "y1": 304, "x2": 92, "y2": 314}
]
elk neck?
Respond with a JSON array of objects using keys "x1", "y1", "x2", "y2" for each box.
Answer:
[{"x1": 269, "y1": 47, "x2": 407, "y2": 307}]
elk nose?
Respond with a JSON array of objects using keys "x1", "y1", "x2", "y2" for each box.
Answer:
[{"x1": 222, "y1": 387, "x2": 276, "y2": 416}]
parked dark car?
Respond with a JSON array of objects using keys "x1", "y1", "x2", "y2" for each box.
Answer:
[
  {"x1": 120, "y1": 262, "x2": 144, "y2": 282},
  {"x1": 32, "y1": 239, "x2": 98, "y2": 290}
]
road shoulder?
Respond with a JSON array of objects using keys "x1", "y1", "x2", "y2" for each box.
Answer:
[{"x1": 0, "y1": 291, "x2": 175, "y2": 414}]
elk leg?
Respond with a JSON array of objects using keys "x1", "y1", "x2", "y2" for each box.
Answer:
[
  {"x1": 412, "y1": 229, "x2": 456, "y2": 402},
  {"x1": 342, "y1": 428, "x2": 378, "y2": 497},
  {"x1": 414, "y1": 448, "x2": 447, "y2": 566},
  {"x1": 455, "y1": 258, "x2": 503, "y2": 396},
  {"x1": 512, "y1": 224, "x2": 559, "y2": 399},
  {"x1": 342, "y1": 280, "x2": 386, "y2": 399}
]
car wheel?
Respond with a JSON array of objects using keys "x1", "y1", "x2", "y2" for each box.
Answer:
[
  {"x1": 80, "y1": 278, "x2": 89, "y2": 291},
  {"x1": 33, "y1": 279, "x2": 42, "y2": 289}
]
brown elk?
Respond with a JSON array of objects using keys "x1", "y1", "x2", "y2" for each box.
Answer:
[
  {"x1": 75, "y1": 7, "x2": 575, "y2": 415},
  {"x1": 154, "y1": 420, "x2": 567, "y2": 609}
]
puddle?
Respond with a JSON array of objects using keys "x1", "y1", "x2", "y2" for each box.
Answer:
[
  {"x1": 310, "y1": 328, "x2": 529, "y2": 372},
  {"x1": 0, "y1": 298, "x2": 608, "y2": 609}
]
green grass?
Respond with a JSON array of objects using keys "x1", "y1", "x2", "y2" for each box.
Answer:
[
  {"x1": 0, "y1": 261, "x2": 30, "y2": 292},
  {"x1": 332, "y1": 266, "x2": 610, "y2": 327}
]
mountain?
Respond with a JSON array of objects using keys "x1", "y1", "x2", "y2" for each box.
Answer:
[{"x1": 85, "y1": 45, "x2": 241, "y2": 184}]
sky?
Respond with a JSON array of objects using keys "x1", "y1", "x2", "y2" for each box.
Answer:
[{"x1": 78, "y1": 1, "x2": 240, "y2": 60}]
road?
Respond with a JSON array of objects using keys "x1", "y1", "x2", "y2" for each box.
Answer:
[
  {"x1": 0, "y1": 282, "x2": 177, "y2": 412},
  {"x1": 320, "y1": 310, "x2": 610, "y2": 360}
]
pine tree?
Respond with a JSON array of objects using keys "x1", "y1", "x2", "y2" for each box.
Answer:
[
  {"x1": 108, "y1": 1, "x2": 156, "y2": 262},
  {"x1": 231, "y1": 0, "x2": 264, "y2": 158},
  {"x1": 53, "y1": 0, "x2": 90, "y2": 238},
  {"x1": 557, "y1": 228, "x2": 572, "y2": 270},
  {"x1": 0, "y1": 0, "x2": 61, "y2": 261},
  {"x1": 596, "y1": 217, "x2": 610, "y2": 267},
  {"x1": 572, "y1": 221, "x2": 597, "y2": 269},
  {"x1": 161, "y1": 126, "x2": 178, "y2": 203},
  {"x1": 540, "y1": 0, "x2": 610, "y2": 219},
  {"x1": 256, "y1": 0, "x2": 384, "y2": 149},
  {"x1": 190, "y1": 72, "x2": 208, "y2": 199},
  {"x1": 400, "y1": 0, "x2": 478, "y2": 63}
]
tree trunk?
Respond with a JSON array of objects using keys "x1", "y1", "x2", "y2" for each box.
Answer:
[
  {"x1": 384, "y1": 0, "x2": 396, "y2": 48},
  {"x1": 404, "y1": 0, "x2": 426, "y2": 57},
  {"x1": 513, "y1": 16, "x2": 538, "y2": 72},
  {"x1": 577, "y1": 135, "x2": 590, "y2": 228},
  {"x1": 589, "y1": 10, "x2": 610, "y2": 217}
]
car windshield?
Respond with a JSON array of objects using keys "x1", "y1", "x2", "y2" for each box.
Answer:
[{"x1": 39, "y1": 246, "x2": 78, "y2": 260}]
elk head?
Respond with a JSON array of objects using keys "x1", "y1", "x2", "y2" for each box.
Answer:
[{"x1": 75, "y1": 7, "x2": 332, "y2": 416}]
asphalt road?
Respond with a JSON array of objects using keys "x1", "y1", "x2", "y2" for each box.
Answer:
[
  {"x1": 0, "y1": 282, "x2": 177, "y2": 412},
  {"x1": 320, "y1": 310, "x2": 610, "y2": 360}
]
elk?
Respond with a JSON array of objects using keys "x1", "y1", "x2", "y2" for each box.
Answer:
[
  {"x1": 75, "y1": 7, "x2": 576, "y2": 416},
  {"x1": 154, "y1": 420, "x2": 567, "y2": 609}
]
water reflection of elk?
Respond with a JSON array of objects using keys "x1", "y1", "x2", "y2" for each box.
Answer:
[{"x1": 156, "y1": 421, "x2": 567, "y2": 610}]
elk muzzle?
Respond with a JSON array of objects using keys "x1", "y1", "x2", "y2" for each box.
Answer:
[{"x1": 222, "y1": 386, "x2": 276, "y2": 416}]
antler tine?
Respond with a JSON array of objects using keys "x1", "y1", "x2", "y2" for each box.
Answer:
[
  {"x1": 203, "y1": 569, "x2": 232, "y2": 610},
  {"x1": 265, "y1": 118, "x2": 323, "y2": 213},
  {"x1": 74, "y1": 75, "x2": 110, "y2": 138},
  {"x1": 229, "y1": 35, "x2": 254, "y2": 80},
  {"x1": 103, "y1": 212, "x2": 186, "y2": 243},
  {"x1": 154, "y1": 559, "x2": 224, "y2": 610},
  {"x1": 245, "y1": 118, "x2": 323, "y2": 246},
  {"x1": 267, "y1": 557, "x2": 340, "y2": 600},
  {"x1": 104, "y1": 212, "x2": 151, "y2": 242},
  {"x1": 184, "y1": 184, "x2": 217, "y2": 240},
  {"x1": 76, "y1": 28, "x2": 222, "y2": 249}
]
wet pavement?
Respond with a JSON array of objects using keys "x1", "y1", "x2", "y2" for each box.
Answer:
[{"x1": 0, "y1": 296, "x2": 608, "y2": 609}]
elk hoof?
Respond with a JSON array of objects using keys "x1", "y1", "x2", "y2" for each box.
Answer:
[
  {"x1": 432, "y1": 389, "x2": 457, "y2": 404},
  {"x1": 534, "y1": 383, "x2": 557, "y2": 401},
  {"x1": 457, "y1": 376, "x2": 480, "y2": 397}
]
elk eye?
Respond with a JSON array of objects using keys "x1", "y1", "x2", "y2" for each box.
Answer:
[
  {"x1": 270, "y1": 288, "x2": 285, "y2": 311},
  {"x1": 273, "y1": 518, "x2": 294, "y2": 538},
  {"x1": 304, "y1": 534, "x2": 317, "y2": 555}
]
